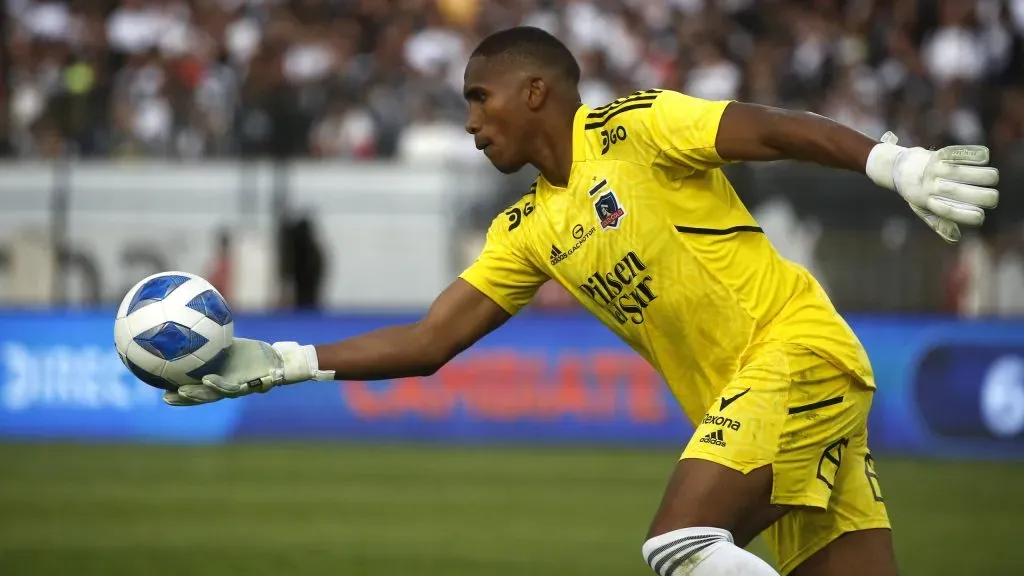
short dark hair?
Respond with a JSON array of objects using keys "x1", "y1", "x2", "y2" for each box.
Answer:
[{"x1": 471, "y1": 26, "x2": 581, "y2": 85}]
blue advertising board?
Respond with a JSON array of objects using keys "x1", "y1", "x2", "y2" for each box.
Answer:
[{"x1": 1, "y1": 309, "x2": 1023, "y2": 458}]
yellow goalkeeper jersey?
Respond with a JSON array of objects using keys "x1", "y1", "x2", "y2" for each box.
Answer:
[{"x1": 459, "y1": 89, "x2": 873, "y2": 424}]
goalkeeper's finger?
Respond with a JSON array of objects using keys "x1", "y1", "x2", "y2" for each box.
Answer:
[
  {"x1": 162, "y1": 391, "x2": 196, "y2": 406},
  {"x1": 176, "y1": 383, "x2": 226, "y2": 404},
  {"x1": 934, "y1": 163, "x2": 1000, "y2": 187},
  {"x1": 932, "y1": 219, "x2": 961, "y2": 244},
  {"x1": 163, "y1": 388, "x2": 216, "y2": 406},
  {"x1": 935, "y1": 179, "x2": 999, "y2": 210},
  {"x1": 935, "y1": 145, "x2": 990, "y2": 165},
  {"x1": 201, "y1": 374, "x2": 249, "y2": 396},
  {"x1": 926, "y1": 195, "x2": 986, "y2": 227},
  {"x1": 910, "y1": 205, "x2": 961, "y2": 244}
]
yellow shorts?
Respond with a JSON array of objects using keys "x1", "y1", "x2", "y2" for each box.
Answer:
[{"x1": 681, "y1": 344, "x2": 890, "y2": 575}]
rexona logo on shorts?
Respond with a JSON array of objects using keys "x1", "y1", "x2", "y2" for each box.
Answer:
[
  {"x1": 699, "y1": 429, "x2": 727, "y2": 447},
  {"x1": 702, "y1": 414, "x2": 742, "y2": 431}
]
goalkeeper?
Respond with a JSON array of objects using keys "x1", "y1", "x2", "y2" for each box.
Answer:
[{"x1": 167, "y1": 27, "x2": 998, "y2": 576}]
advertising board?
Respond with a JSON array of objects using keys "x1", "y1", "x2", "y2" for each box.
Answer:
[{"x1": 2, "y1": 310, "x2": 1023, "y2": 458}]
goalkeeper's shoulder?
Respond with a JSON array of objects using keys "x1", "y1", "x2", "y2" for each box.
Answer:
[
  {"x1": 471, "y1": 183, "x2": 546, "y2": 270},
  {"x1": 487, "y1": 184, "x2": 540, "y2": 240}
]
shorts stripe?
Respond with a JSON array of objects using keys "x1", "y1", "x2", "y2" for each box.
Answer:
[{"x1": 788, "y1": 395, "x2": 844, "y2": 415}]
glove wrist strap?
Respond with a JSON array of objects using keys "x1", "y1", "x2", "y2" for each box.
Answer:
[
  {"x1": 299, "y1": 344, "x2": 336, "y2": 381},
  {"x1": 865, "y1": 141, "x2": 905, "y2": 192},
  {"x1": 272, "y1": 342, "x2": 336, "y2": 384}
]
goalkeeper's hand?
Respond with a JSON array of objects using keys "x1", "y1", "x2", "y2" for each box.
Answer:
[
  {"x1": 163, "y1": 338, "x2": 335, "y2": 406},
  {"x1": 866, "y1": 132, "x2": 999, "y2": 243}
]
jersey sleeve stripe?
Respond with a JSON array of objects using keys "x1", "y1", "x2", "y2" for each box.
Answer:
[
  {"x1": 587, "y1": 94, "x2": 660, "y2": 119},
  {"x1": 589, "y1": 89, "x2": 663, "y2": 114},
  {"x1": 584, "y1": 103, "x2": 654, "y2": 130},
  {"x1": 674, "y1": 224, "x2": 764, "y2": 235}
]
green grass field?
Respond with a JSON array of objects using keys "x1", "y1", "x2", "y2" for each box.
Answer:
[{"x1": 0, "y1": 443, "x2": 1021, "y2": 575}]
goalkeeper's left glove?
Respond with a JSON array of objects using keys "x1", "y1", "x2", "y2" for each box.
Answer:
[
  {"x1": 162, "y1": 338, "x2": 335, "y2": 406},
  {"x1": 865, "y1": 132, "x2": 999, "y2": 244}
]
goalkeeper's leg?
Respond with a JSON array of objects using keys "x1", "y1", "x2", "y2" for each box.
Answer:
[
  {"x1": 642, "y1": 460, "x2": 786, "y2": 576},
  {"x1": 643, "y1": 347, "x2": 896, "y2": 575},
  {"x1": 641, "y1": 458, "x2": 898, "y2": 575}
]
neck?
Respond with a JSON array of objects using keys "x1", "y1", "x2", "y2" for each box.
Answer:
[{"x1": 532, "y1": 103, "x2": 581, "y2": 188}]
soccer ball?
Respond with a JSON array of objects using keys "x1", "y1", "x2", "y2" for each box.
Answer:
[{"x1": 114, "y1": 271, "x2": 234, "y2": 391}]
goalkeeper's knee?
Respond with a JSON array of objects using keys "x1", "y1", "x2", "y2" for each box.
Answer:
[{"x1": 642, "y1": 527, "x2": 779, "y2": 575}]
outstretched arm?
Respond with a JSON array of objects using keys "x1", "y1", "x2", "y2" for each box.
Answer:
[
  {"x1": 313, "y1": 279, "x2": 510, "y2": 380},
  {"x1": 165, "y1": 194, "x2": 547, "y2": 407},
  {"x1": 165, "y1": 279, "x2": 511, "y2": 405},
  {"x1": 713, "y1": 101, "x2": 999, "y2": 243}
]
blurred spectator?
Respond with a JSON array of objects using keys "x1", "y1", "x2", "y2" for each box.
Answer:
[
  {"x1": 278, "y1": 215, "x2": 324, "y2": 310},
  {"x1": 4, "y1": 0, "x2": 1022, "y2": 161},
  {"x1": 946, "y1": 219, "x2": 1024, "y2": 317},
  {"x1": 310, "y1": 96, "x2": 377, "y2": 159},
  {"x1": 396, "y1": 94, "x2": 482, "y2": 164},
  {"x1": 207, "y1": 228, "x2": 232, "y2": 303}
]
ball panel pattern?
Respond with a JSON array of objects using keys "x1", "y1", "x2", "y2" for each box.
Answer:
[
  {"x1": 186, "y1": 290, "x2": 233, "y2": 326},
  {"x1": 120, "y1": 342, "x2": 179, "y2": 392},
  {"x1": 186, "y1": 347, "x2": 230, "y2": 381},
  {"x1": 123, "y1": 356, "x2": 178, "y2": 391},
  {"x1": 114, "y1": 317, "x2": 132, "y2": 355},
  {"x1": 190, "y1": 317, "x2": 227, "y2": 361},
  {"x1": 133, "y1": 322, "x2": 209, "y2": 361},
  {"x1": 126, "y1": 274, "x2": 190, "y2": 315},
  {"x1": 116, "y1": 271, "x2": 234, "y2": 390}
]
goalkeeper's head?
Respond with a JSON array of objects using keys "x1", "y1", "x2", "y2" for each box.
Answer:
[{"x1": 463, "y1": 26, "x2": 582, "y2": 175}]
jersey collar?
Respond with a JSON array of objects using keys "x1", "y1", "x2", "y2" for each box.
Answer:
[{"x1": 572, "y1": 103, "x2": 590, "y2": 165}]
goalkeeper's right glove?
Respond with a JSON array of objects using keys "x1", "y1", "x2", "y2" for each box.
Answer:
[
  {"x1": 865, "y1": 132, "x2": 1000, "y2": 244},
  {"x1": 163, "y1": 338, "x2": 335, "y2": 406}
]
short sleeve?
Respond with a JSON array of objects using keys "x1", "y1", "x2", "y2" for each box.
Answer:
[
  {"x1": 645, "y1": 90, "x2": 732, "y2": 176},
  {"x1": 459, "y1": 211, "x2": 548, "y2": 315}
]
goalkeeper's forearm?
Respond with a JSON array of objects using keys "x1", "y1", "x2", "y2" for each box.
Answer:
[
  {"x1": 173, "y1": 282, "x2": 506, "y2": 406},
  {"x1": 314, "y1": 323, "x2": 447, "y2": 380},
  {"x1": 306, "y1": 279, "x2": 511, "y2": 382}
]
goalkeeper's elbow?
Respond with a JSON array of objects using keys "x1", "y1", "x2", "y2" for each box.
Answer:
[{"x1": 408, "y1": 326, "x2": 458, "y2": 378}]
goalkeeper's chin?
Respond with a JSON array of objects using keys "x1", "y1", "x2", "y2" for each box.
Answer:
[
  {"x1": 482, "y1": 145, "x2": 527, "y2": 175},
  {"x1": 488, "y1": 157, "x2": 527, "y2": 175}
]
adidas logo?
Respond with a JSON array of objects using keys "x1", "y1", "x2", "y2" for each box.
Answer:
[
  {"x1": 699, "y1": 429, "x2": 726, "y2": 447},
  {"x1": 550, "y1": 244, "x2": 567, "y2": 265}
]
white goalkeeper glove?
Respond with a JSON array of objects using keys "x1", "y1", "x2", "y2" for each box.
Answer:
[
  {"x1": 163, "y1": 338, "x2": 335, "y2": 406},
  {"x1": 865, "y1": 132, "x2": 999, "y2": 243}
]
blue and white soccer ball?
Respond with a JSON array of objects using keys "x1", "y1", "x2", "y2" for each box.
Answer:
[{"x1": 114, "y1": 271, "x2": 234, "y2": 391}]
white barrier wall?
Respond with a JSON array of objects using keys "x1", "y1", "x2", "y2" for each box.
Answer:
[{"x1": 0, "y1": 160, "x2": 497, "y2": 310}]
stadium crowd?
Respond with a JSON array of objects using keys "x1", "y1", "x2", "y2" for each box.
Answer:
[{"x1": 3, "y1": 0, "x2": 1024, "y2": 161}]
